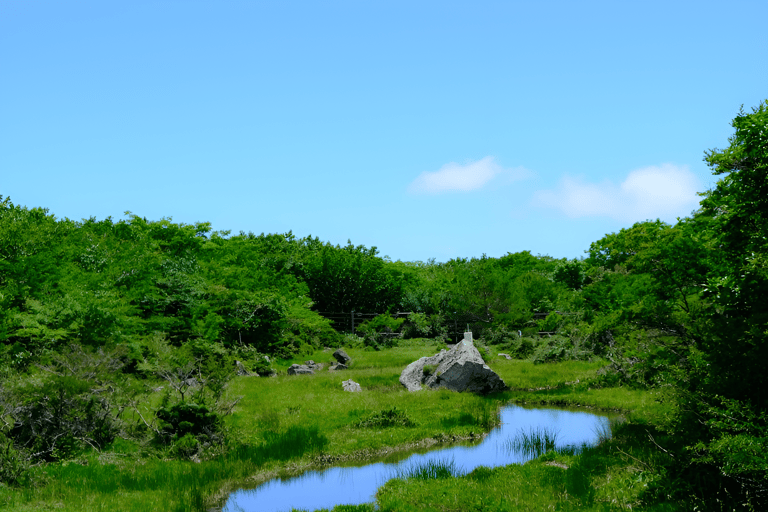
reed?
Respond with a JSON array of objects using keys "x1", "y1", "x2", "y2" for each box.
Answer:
[
  {"x1": 504, "y1": 426, "x2": 560, "y2": 458},
  {"x1": 393, "y1": 458, "x2": 463, "y2": 480}
]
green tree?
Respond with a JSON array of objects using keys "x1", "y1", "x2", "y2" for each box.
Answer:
[{"x1": 677, "y1": 101, "x2": 768, "y2": 505}]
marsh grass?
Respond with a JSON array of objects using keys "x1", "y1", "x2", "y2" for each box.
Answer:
[
  {"x1": 354, "y1": 407, "x2": 415, "y2": 428},
  {"x1": 393, "y1": 458, "x2": 463, "y2": 480},
  {"x1": 293, "y1": 505, "x2": 376, "y2": 512},
  {"x1": 505, "y1": 427, "x2": 560, "y2": 458},
  {"x1": 0, "y1": 425, "x2": 328, "y2": 512}
]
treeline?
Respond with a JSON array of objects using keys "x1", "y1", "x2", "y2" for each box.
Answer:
[
  {"x1": 0, "y1": 197, "x2": 585, "y2": 362},
  {"x1": 1, "y1": 101, "x2": 766, "y2": 509}
]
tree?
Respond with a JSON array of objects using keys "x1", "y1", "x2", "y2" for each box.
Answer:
[{"x1": 675, "y1": 101, "x2": 768, "y2": 506}]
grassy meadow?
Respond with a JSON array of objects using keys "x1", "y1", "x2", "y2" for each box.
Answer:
[{"x1": 0, "y1": 339, "x2": 675, "y2": 512}]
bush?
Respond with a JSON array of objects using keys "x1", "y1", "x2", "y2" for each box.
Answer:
[
  {"x1": 155, "y1": 402, "x2": 223, "y2": 447},
  {"x1": 284, "y1": 303, "x2": 342, "y2": 350},
  {"x1": 401, "y1": 312, "x2": 432, "y2": 339},
  {"x1": 230, "y1": 345, "x2": 274, "y2": 376},
  {"x1": 0, "y1": 431, "x2": 28, "y2": 486},
  {"x1": 7, "y1": 345, "x2": 126, "y2": 462},
  {"x1": 485, "y1": 325, "x2": 534, "y2": 359},
  {"x1": 356, "y1": 314, "x2": 404, "y2": 337},
  {"x1": 10, "y1": 376, "x2": 122, "y2": 461},
  {"x1": 531, "y1": 337, "x2": 573, "y2": 364},
  {"x1": 357, "y1": 314, "x2": 404, "y2": 350},
  {"x1": 537, "y1": 312, "x2": 563, "y2": 333}
]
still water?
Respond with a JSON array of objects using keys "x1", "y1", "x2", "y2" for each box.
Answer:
[{"x1": 224, "y1": 405, "x2": 619, "y2": 512}]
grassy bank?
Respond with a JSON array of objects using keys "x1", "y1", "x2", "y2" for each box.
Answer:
[{"x1": 0, "y1": 340, "x2": 673, "y2": 511}]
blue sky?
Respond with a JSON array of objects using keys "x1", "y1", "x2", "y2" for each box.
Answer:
[{"x1": 2, "y1": 1, "x2": 767, "y2": 262}]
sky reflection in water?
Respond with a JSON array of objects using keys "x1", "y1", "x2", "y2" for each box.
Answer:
[{"x1": 224, "y1": 405, "x2": 618, "y2": 512}]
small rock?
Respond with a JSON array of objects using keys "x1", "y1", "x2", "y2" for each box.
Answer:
[
  {"x1": 288, "y1": 364, "x2": 314, "y2": 375},
  {"x1": 184, "y1": 378, "x2": 200, "y2": 388},
  {"x1": 333, "y1": 349, "x2": 352, "y2": 365},
  {"x1": 235, "y1": 360, "x2": 254, "y2": 376},
  {"x1": 342, "y1": 379, "x2": 362, "y2": 392},
  {"x1": 329, "y1": 363, "x2": 348, "y2": 371},
  {"x1": 304, "y1": 360, "x2": 324, "y2": 371},
  {"x1": 498, "y1": 353, "x2": 512, "y2": 360}
]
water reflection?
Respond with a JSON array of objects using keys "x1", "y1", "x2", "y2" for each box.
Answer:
[{"x1": 224, "y1": 405, "x2": 619, "y2": 512}]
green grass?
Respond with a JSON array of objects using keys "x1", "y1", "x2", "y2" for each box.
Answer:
[
  {"x1": 491, "y1": 358, "x2": 606, "y2": 390},
  {"x1": 0, "y1": 340, "x2": 676, "y2": 511}
]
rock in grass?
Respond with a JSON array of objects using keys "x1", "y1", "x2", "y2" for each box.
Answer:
[
  {"x1": 399, "y1": 332, "x2": 507, "y2": 394},
  {"x1": 304, "y1": 360, "x2": 324, "y2": 371},
  {"x1": 235, "y1": 360, "x2": 255, "y2": 376},
  {"x1": 498, "y1": 353, "x2": 512, "y2": 360},
  {"x1": 329, "y1": 363, "x2": 348, "y2": 371},
  {"x1": 288, "y1": 364, "x2": 314, "y2": 375},
  {"x1": 342, "y1": 379, "x2": 362, "y2": 392},
  {"x1": 333, "y1": 348, "x2": 352, "y2": 365}
]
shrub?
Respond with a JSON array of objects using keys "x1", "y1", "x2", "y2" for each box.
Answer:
[
  {"x1": 356, "y1": 314, "x2": 404, "y2": 337},
  {"x1": 284, "y1": 303, "x2": 342, "y2": 350},
  {"x1": 485, "y1": 325, "x2": 534, "y2": 359},
  {"x1": 7, "y1": 345, "x2": 126, "y2": 462},
  {"x1": 170, "y1": 433, "x2": 200, "y2": 459},
  {"x1": 155, "y1": 402, "x2": 223, "y2": 447},
  {"x1": 401, "y1": 312, "x2": 432, "y2": 339},
  {"x1": 537, "y1": 312, "x2": 563, "y2": 333},
  {"x1": 0, "y1": 431, "x2": 28, "y2": 486},
  {"x1": 531, "y1": 337, "x2": 572, "y2": 364},
  {"x1": 10, "y1": 376, "x2": 122, "y2": 461}
]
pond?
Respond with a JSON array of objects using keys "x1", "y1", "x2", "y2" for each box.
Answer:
[{"x1": 223, "y1": 404, "x2": 620, "y2": 512}]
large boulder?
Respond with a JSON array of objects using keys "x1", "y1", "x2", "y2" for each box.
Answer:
[
  {"x1": 399, "y1": 333, "x2": 507, "y2": 394},
  {"x1": 287, "y1": 364, "x2": 314, "y2": 375},
  {"x1": 333, "y1": 349, "x2": 352, "y2": 365}
]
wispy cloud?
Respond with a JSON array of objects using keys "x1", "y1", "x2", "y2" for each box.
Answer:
[
  {"x1": 408, "y1": 156, "x2": 531, "y2": 195},
  {"x1": 533, "y1": 164, "x2": 701, "y2": 222}
]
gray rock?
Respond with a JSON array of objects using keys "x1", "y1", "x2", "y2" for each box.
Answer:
[
  {"x1": 399, "y1": 333, "x2": 506, "y2": 394},
  {"x1": 184, "y1": 378, "x2": 201, "y2": 388},
  {"x1": 304, "y1": 360, "x2": 324, "y2": 371},
  {"x1": 329, "y1": 363, "x2": 348, "y2": 371},
  {"x1": 498, "y1": 353, "x2": 512, "y2": 360},
  {"x1": 333, "y1": 349, "x2": 352, "y2": 365},
  {"x1": 288, "y1": 364, "x2": 314, "y2": 375},
  {"x1": 235, "y1": 360, "x2": 254, "y2": 376},
  {"x1": 342, "y1": 379, "x2": 362, "y2": 392}
]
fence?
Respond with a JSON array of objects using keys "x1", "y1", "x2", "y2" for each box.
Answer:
[
  {"x1": 316, "y1": 310, "x2": 575, "y2": 342},
  {"x1": 315, "y1": 311, "x2": 490, "y2": 343}
]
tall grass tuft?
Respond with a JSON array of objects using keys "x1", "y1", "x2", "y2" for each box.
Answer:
[
  {"x1": 354, "y1": 407, "x2": 415, "y2": 428},
  {"x1": 394, "y1": 458, "x2": 463, "y2": 480},
  {"x1": 505, "y1": 427, "x2": 560, "y2": 458}
]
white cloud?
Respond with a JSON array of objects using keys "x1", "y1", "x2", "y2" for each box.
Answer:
[
  {"x1": 408, "y1": 156, "x2": 531, "y2": 195},
  {"x1": 534, "y1": 164, "x2": 701, "y2": 222}
]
